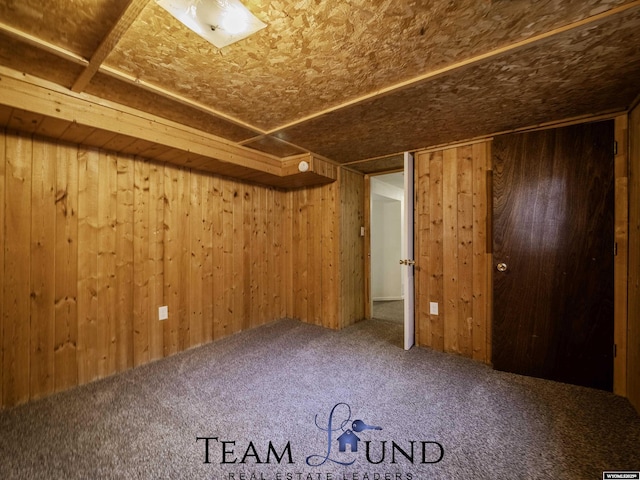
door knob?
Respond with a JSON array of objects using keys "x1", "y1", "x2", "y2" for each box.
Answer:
[{"x1": 496, "y1": 262, "x2": 508, "y2": 272}]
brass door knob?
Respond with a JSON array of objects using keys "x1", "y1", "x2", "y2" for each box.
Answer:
[{"x1": 496, "y1": 263, "x2": 508, "y2": 272}]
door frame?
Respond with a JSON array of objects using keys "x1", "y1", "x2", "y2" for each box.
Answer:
[{"x1": 364, "y1": 159, "x2": 416, "y2": 349}]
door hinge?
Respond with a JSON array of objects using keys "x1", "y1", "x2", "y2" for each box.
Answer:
[
  {"x1": 613, "y1": 141, "x2": 618, "y2": 155},
  {"x1": 614, "y1": 242, "x2": 618, "y2": 256}
]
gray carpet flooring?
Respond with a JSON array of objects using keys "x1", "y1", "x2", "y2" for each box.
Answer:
[
  {"x1": 0, "y1": 318, "x2": 639, "y2": 480},
  {"x1": 372, "y1": 300, "x2": 404, "y2": 324}
]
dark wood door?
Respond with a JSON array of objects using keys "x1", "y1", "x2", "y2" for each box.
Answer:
[{"x1": 492, "y1": 121, "x2": 615, "y2": 391}]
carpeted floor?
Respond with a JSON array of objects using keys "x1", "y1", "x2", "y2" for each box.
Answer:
[
  {"x1": 372, "y1": 300, "x2": 404, "y2": 324},
  {"x1": 0, "y1": 318, "x2": 638, "y2": 480}
]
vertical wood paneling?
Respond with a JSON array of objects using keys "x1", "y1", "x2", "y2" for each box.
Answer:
[
  {"x1": 201, "y1": 174, "x2": 214, "y2": 344},
  {"x1": 189, "y1": 173, "x2": 204, "y2": 347},
  {"x1": 241, "y1": 186, "x2": 251, "y2": 331},
  {"x1": 77, "y1": 148, "x2": 99, "y2": 383},
  {"x1": 628, "y1": 105, "x2": 640, "y2": 413},
  {"x1": 415, "y1": 153, "x2": 430, "y2": 346},
  {"x1": 457, "y1": 146, "x2": 473, "y2": 357},
  {"x1": 1, "y1": 132, "x2": 320, "y2": 409},
  {"x1": 3, "y1": 132, "x2": 32, "y2": 406},
  {"x1": 472, "y1": 143, "x2": 490, "y2": 362},
  {"x1": 0, "y1": 130, "x2": 4, "y2": 405},
  {"x1": 54, "y1": 143, "x2": 79, "y2": 391},
  {"x1": 30, "y1": 139, "x2": 56, "y2": 399},
  {"x1": 212, "y1": 176, "x2": 225, "y2": 339},
  {"x1": 442, "y1": 148, "x2": 459, "y2": 353},
  {"x1": 115, "y1": 155, "x2": 133, "y2": 373},
  {"x1": 415, "y1": 141, "x2": 491, "y2": 363},
  {"x1": 148, "y1": 162, "x2": 164, "y2": 361},
  {"x1": 614, "y1": 115, "x2": 629, "y2": 396},
  {"x1": 97, "y1": 151, "x2": 117, "y2": 378},
  {"x1": 340, "y1": 169, "x2": 364, "y2": 329},
  {"x1": 220, "y1": 179, "x2": 234, "y2": 338},
  {"x1": 133, "y1": 159, "x2": 150, "y2": 367},
  {"x1": 429, "y1": 151, "x2": 445, "y2": 351}
]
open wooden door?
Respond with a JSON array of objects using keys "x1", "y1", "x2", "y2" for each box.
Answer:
[
  {"x1": 492, "y1": 121, "x2": 615, "y2": 390},
  {"x1": 402, "y1": 152, "x2": 415, "y2": 350}
]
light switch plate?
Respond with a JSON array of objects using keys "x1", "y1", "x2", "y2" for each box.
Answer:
[
  {"x1": 429, "y1": 302, "x2": 439, "y2": 315},
  {"x1": 159, "y1": 306, "x2": 168, "y2": 321}
]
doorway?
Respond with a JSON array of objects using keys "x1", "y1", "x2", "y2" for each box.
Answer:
[
  {"x1": 492, "y1": 120, "x2": 615, "y2": 391},
  {"x1": 370, "y1": 172, "x2": 405, "y2": 326}
]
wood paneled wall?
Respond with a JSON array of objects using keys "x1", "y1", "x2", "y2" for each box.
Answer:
[
  {"x1": 414, "y1": 141, "x2": 491, "y2": 363},
  {"x1": 0, "y1": 129, "x2": 365, "y2": 408},
  {"x1": 340, "y1": 169, "x2": 365, "y2": 328},
  {"x1": 629, "y1": 104, "x2": 640, "y2": 413},
  {"x1": 0, "y1": 129, "x2": 290, "y2": 408},
  {"x1": 287, "y1": 181, "x2": 340, "y2": 329}
]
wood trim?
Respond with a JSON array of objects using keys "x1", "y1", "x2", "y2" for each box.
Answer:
[
  {"x1": 364, "y1": 175, "x2": 371, "y2": 320},
  {"x1": 72, "y1": 0, "x2": 150, "y2": 92},
  {"x1": 0, "y1": 21, "x2": 88, "y2": 66},
  {"x1": 614, "y1": 114, "x2": 629, "y2": 397}
]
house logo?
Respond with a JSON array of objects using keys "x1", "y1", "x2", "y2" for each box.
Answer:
[
  {"x1": 305, "y1": 402, "x2": 443, "y2": 467},
  {"x1": 196, "y1": 401, "x2": 444, "y2": 476}
]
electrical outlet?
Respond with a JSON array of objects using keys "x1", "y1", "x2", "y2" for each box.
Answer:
[
  {"x1": 429, "y1": 302, "x2": 439, "y2": 316},
  {"x1": 159, "y1": 306, "x2": 168, "y2": 321}
]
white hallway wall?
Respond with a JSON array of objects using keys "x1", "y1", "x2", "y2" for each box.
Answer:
[{"x1": 371, "y1": 174, "x2": 404, "y2": 300}]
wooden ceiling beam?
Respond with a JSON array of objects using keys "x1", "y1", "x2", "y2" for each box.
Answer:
[
  {"x1": 0, "y1": 21, "x2": 87, "y2": 66},
  {"x1": 71, "y1": 0, "x2": 150, "y2": 93},
  {"x1": 0, "y1": 65, "x2": 281, "y2": 174}
]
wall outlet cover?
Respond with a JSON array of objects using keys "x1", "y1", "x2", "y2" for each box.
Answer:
[
  {"x1": 159, "y1": 306, "x2": 168, "y2": 321},
  {"x1": 429, "y1": 302, "x2": 439, "y2": 315}
]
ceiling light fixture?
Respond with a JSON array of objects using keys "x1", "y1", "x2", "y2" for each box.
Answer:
[{"x1": 156, "y1": 0, "x2": 266, "y2": 48}]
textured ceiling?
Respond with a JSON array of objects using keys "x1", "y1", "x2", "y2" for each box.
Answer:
[{"x1": 0, "y1": 0, "x2": 639, "y2": 170}]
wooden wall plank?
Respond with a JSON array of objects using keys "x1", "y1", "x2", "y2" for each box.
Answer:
[
  {"x1": 212, "y1": 176, "x2": 226, "y2": 339},
  {"x1": 471, "y1": 142, "x2": 489, "y2": 363},
  {"x1": 201, "y1": 174, "x2": 214, "y2": 344},
  {"x1": 629, "y1": 105, "x2": 640, "y2": 413},
  {"x1": 457, "y1": 146, "x2": 474, "y2": 357},
  {"x1": 241, "y1": 185, "x2": 252, "y2": 330},
  {"x1": 415, "y1": 152, "x2": 430, "y2": 346},
  {"x1": 283, "y1": 190, "x2": 293, "y2": 318},
  {"x1": 220, "y1": 179, "x2": 234, "y2": 338},
  {"x1": 97, "y1": 151, "x2": 117, "y2": 378},
  {"x1": 442, "y1": 148, "x2": 459, "y2": 353},
  {"x1": 428, "y1": 151, "x2": 444, "y2": 351},
  {"x1": 0, "y1": 129, "x2": 5, "y2": 405},
  {"x1": 54, "y1": 143, "x2": 78, "y2": 392},
  {"x1": 189, "y1": 172, "x2": 204, "y2": 347},
  {"x1": 414, "y1": 142, "x2": 491, "y2": 362},
  {"x1": 339, "y1": 169, "x2": 364, "y2": 329},
  {"x1": 133, "y1": 158, "x2": 150, "y2": 367},
  {"x1": 3, "y1": 132, "x2": 31, "y2": 407},
  {"x1": 233, "y1": 183, "x2": 246, "y2": 331},
  {"x1": 77, "y1": 148, "x2": 99, "y2": 383},
  {"x1": 148, "y1": 161, "x2": 164, "y2": 361},
  {"x1": 115, "y1": 155, "x2": 133, "y2": 373},
  {"x1": 30, "y1": 138, "x2": 56, "y2": 399},
  {"x1": 307, "y1": 189, "x2": 318, "y2": 325},
  {"x1": 614, "y1": 115, "x2": 629, "y2": 397}
]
